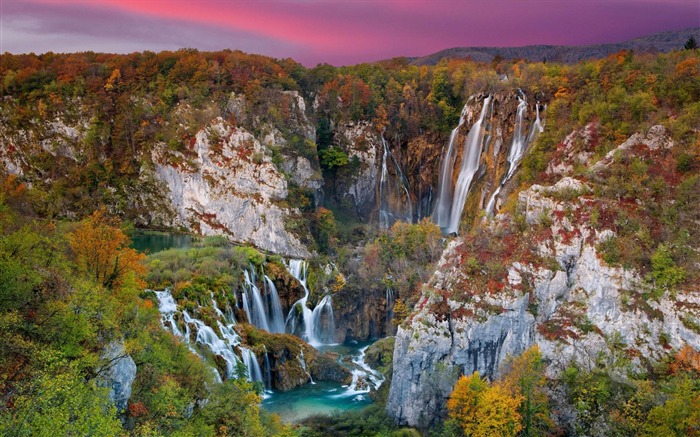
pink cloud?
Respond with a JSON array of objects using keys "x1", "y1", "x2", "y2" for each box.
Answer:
[{"x1": 9, "y1": 0, "x2": 700, "y2": 65}]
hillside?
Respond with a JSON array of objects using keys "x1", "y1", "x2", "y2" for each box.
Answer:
[
  {"x1": 409, "y1": 27, "x2": 700, "y2": 65},
  {"x1": 1, "y1": 43, "x2": 699, "y2": 436}
]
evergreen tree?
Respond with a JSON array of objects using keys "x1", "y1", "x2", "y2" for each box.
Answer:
[{"x1": 684, "y1": 35, "x2": 698, "y2": 50}]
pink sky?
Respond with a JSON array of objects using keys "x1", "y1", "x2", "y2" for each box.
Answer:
[{"x1": 2, "y1": 0, "x2": 699, "y2": 66}]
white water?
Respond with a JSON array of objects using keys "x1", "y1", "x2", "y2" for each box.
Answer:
[
  {"x1": 241, "y1": 347, "x2": 264, "y2": 383},
  {"x1": 265, "y1": 275, "x2": 286, "y2": 334},
  {"x1": 485, "y1": 97, "x2": 545, "y2": 216},
  {"x1": 433, "y1": 101, "x2": 472, "y2": 226},
  {"x1": 154, "y1": 289, "x2": 265, "y2": 384},
  {"x1": 311, "y1": 295, "x2": 336, "y2": 344},
  {"x1": 299, "y1": 348, "x2": 314, "y2": 384},
  {"x1": 243, "y1": 270, "x2": 270, "y2": 332},
  {"x1": 284, "y1": 260, "x2": 336, "y2": 346},
  {"x1": 444, "y1": 96, "x2": 492, "y2": 234},
  {"x1": 379, "y1": 135, "x2": 413, "y2": 228}
]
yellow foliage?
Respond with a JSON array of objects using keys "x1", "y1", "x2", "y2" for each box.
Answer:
[{"x1": 447, "y1": 372, "x2": 523, "y2": 437}]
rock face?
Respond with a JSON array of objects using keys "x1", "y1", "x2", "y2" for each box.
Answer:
[
  {"x1": 330, "y1": 121, "x2": 381, "y2": 219},
  {"x1": 97, "y1": 341, "x2": 137, "y2": 412},
  {"x1": 387, "y1": 145, "x2": 700, "y2": 427},
  {"x1": 153, "y1": 118, "x2": 310, "y2": 258}
]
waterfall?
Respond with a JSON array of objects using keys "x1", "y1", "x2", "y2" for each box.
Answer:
[
  {"x1": 486, "y1": 97, "x2": 545, "y2": 216},
  {"x1": 379, "y1": 135, "x2": 413, "y2": 228},
  {"x1": 299, "y1": 348, "x2": 314, "y2": 384},
  {"x1": 284, "y1": 260, "x2": 336, "y2": 346},
  {"x1": 262, "y1": 346, "x2": 272, "y2": 390},
  {"x1": 241, "y1": 291, "x2": 252, "y2": 324},
  {"x1": 240, "y1": 347, "x2": 264, "y2": 383},
  {"x1": 265, "y1": 275, "x2": 286, "y2": 334},
  {"x1": 182, "y1": 310, "x2": 241, "y2": 379},
  {"x1": 155, "y1": 290, "x2": 183, "y2": 337},
  {"x1": 386, "y1": 287, "x2": 395, "y2": 326},
  {"x1": 433, "y1": 101, "x2": 472, "y2": 227},
  {"x1": 444, "y1": 96, "x2": 493, "y2": 234},
  {"x1": 284, "y1": 260, "x2": 315, "y2": 343},
  {"x1": 311, "y1": 295, "x2": 336, "y2": 344},
  {"x1": 243, "y1": 270, "x2": 270, "y2": 332}
]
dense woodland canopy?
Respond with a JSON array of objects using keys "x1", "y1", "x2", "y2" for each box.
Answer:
[{"x1": 0, "y1": 46, "x2": 699, "y2": 435}]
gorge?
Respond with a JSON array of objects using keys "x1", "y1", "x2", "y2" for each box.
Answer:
[{"x1": 0, "y1": 39, "x2": 699, "y2": 436}]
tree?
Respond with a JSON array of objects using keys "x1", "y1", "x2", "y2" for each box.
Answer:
[
  {"x1": 684, "y1": 35, "x2": 698, "y2": 50},
  {"x1": 447, "y1": 372, "x2": 523, "y2": 437},
  {"x1": 67, "y1": 209, "x2": 146, "y2": 290},
  {"x1": 0, "y1": 364, "x2": 122, "y2": 437},
  {"x1": 500, "y1": 346, "x2": 552, "y2": 436}
]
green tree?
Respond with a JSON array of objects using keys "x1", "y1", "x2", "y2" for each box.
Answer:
[
  {"x1": 684, "y1": 35, "x2": 698, "y2": 50},
  {"x1": 0, "y1": 364, "x2": 122, "y2": 437},
  {"x1": 500, "y1": 346, "x2": 552, "y2": 436}
]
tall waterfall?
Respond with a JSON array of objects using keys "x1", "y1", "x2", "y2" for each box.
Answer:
[
  {"x1": 485, "y1": 98, "x2": 545, "y2": 216},
  {"x1": 284, "y1": 260, "x2": 336, "y2": 346},
  {"x1": 243, "y1": 270, "x2": 270, "y2": 332},
  {"x1": 265, "y1": 275, "x2": 286, "y2": 334},
  {"x1": 443, "y1": 96, "x2": 493, "y2": 234},
  {"x1": 239, "y1": 269, "x2": 286, "y2": 334},
  {"x1": 433, "y1": 101, "x2": 472, "y2": 227},
  {"x1": 379, "y1": 135, "x2": 413, "y2": 228}
]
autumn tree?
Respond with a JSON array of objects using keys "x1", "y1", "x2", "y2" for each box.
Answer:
[
  {"x1": 447, "y1": 371, "x2": 523, "y2": 437},
  {"x1": 500, "y1": 346, "x2": 552, "y2": 436},
  {"x1": 68, "y1": 209, "x2": 146, "y2": 290}
]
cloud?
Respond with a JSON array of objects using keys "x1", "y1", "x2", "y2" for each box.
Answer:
[{"x1": 2, "y1": 0, "x2": 699, "y2": 66}]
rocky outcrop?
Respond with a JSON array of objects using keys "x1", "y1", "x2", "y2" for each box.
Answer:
[
  {"x1": 97, "y1": 341, "x2": 137, "y2": 412},
  {"x1": 153, "y1": 118, "x2": 310, "y2": 258},
  {"x1": 387, "y1": 165, "x2": 700, "y2": 427},
  {"x1": 331, "y1": 121, "x2": 381, "y2": 218}
]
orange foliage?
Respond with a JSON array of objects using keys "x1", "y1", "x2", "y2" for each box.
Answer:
[
  {"x1": 67, "y1": 208, "x2": 146, "y2": 290},
  {"x1": 670, "y1": 345, "x2": 700, "y2": 376}
]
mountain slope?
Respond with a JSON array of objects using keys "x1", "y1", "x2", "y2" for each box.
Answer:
[{"x1": 409, "y1": 27, "x2": 700, "y2": 65}]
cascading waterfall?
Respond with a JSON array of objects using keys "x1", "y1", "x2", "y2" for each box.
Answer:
[
  {"x1": 299, "y1": 348, "x2": 314, "y2": 384},
  {"x1": 240, "y1": 347, "x2": 264, "y2": 383},
  {"x1": 155, "y1": 290, "x2": 183, "y2": 337},
  {"x1": 284, "y1": 260, "x2": 315, "y2": 342},
  {"x1": 379, "y1": 135, "x2": 413, "y2": 228},
  {"x1": 433, "y1": 101, "x2": 472, "y2": 227},
  {"x1": 262, "y1": 345, "x2": 272, "y2": 390},
  {"x1": 154, "y1": 289, "x2": 264, "y2": 384},
  {"x1": 310, "y1": 295, "x2": 336, "y2": 344},
  {"x1": 444, "y1": 96, "x2": 493, "y2": 234},
  {"x1": 485, "y1": 97, "x2": 545, "y2": 216},
  {"x1": 243, "y1": 270, "x2": 270, "y2": 332},
  {"x1": 264, "y1": 275, "x2": 286, "y2": 334},
  {"x1": 385, "y1": 287, "x2": 395, "y2": 326},
  {"x1": 284, "y1": 260, "x2": 336, "y2": 346}
]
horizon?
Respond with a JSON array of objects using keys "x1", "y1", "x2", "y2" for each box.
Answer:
[{"x1": 2, "y1": 0, "x2": 699, "y2": 67}]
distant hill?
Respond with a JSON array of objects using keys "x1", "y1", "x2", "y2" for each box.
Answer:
[{"x1": 408, "y1": 27, "x2": 700, "y2": 65}]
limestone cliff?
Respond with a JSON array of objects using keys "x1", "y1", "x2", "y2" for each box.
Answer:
[
  {"x1": 153, "y1": 118, "x2": 309, "y2": 258},
  {"x1": 387, "y1": 126, "x2": 700, "y2": 428}
]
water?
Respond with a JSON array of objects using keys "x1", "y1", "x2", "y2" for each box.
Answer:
[
  {"x1": 265, "y1": 276, "x2": 286, "y2": 334},
  {"x1": 130, "y1": 231, "x2": 194, "y2": 254},
  {"x1": 154, "y1": 289, "x2": 263, "y2": 384},
  {"x1": 243, "y1": 270, "x2": 270, "y2": 332},
  {"x1": 433, "y1": 101, "x2": 472, "y2": 227},
  {"x1": 444, "y1": 96, "x2": 492, "y2": 234},
  {"x1": 262, "y1": 342, "x2": 381, "y2": 423},
  {"x1": 379, "y1": 135, "x2": 413, "y2": 228},
  {"x1": 284, "y1": 260, "x2": 336, "y2": 346},
  {"x1": 485, "y1": 96, "x2": 545, "y2": 216}
]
